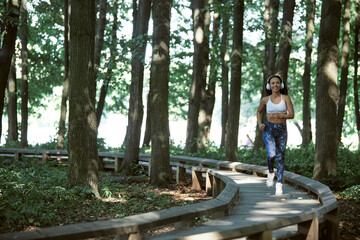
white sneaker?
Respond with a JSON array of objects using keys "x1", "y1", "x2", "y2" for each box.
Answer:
[
  {"x1": 275, "y1": 182, "x2": 283, "y2": 195},
  {"x1": 266, "y1": 173, "x2": 275, "y2": 187}
]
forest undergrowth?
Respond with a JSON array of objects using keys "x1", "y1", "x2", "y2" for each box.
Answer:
[{"x1": 0, "y1": 144, "x2": 359, "y2": 239}]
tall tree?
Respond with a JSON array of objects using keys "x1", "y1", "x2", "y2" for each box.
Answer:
[
  {"x1": 313, "y1": 0, "x2": 341, "y2": 182},
  {"x1": 20, "y1": 0, "x2": 29, "y2": 148},
  {"x1": 149, "y1": 0, "x2": 172, "y2": 187},
  {"x1": 302, "y1": 0, "x2": 316, "y2": 146},
  {"x1": 220, "y1": 0, "x2": 230, "y2": 149},
  {"x1": 95, "y1": 0, "x2": 112, "y2": 127},
  {"x1": 253, "y1": 0, "x2": 280, "y2": 151},
  {"x1": 225, "y1": 0, "x2": 244, "y2": 162},
  {"x1": 0, "y1": 0, "x2": 20, "y2": 143},
  {"x1": 96, "y1": 0, "x2": 118, "y2": 128},
  {"x1": 198, "y1": 0, "x2": 211, "y2": 149},
  {"x1": 185, "y1": 0, "x2": 206, "y2": 153},
  {"x1": 67, "y1": 0, "x2": 100, "y2": 198},
  {"x1": 94, "y1": 0, "x2": 107, "y2": 80},
  {"x1": 274, "y1": 0, "x2": 295, "y2": 81},
  {"x1": 142, "y1": 92, "x2": 151, "y2": 147},
  {"x1": 57, "y1": 0, "x2": 70, "y2": 150},
  {"x1": 7, "y1": 56, "x2": 18, "y2": 143},
  {"x1": 336, "y1": 0, "x2": 351, "y2": 144},
  {"x1": 354, "y1": 0, "x2": 360, "y2": 148},
  {"x1": 121, "y1": 0, "x2": 151, "y2": 175}
]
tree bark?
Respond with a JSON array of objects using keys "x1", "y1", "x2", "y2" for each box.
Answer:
[
  {"x1": 149, "y1": 0, "x2": 172, "y2": 187},
  {"x1": 94, "y1": 0, "x2": 107, "y2": 74},
  {"x1": 354, "y1": 0, "x2": 360, "y2": 149},
  {"x1": 302, "y1": 0, "x2": 316, "y2": 146},
  {"x1": 121, "y1": 0, "x2": 151, "y2": 175},
  {"x1": 253, "y1": 0, "x2": 279, "y2": 151},
  {"x1": 313, "y1": 0, "x2": 341, "y2": 182},
  {"x1": 274, "y1": 0, "x2": 295, "y2": 82},
  {"x1": 0, "y1": 0, "x2": 20, "y2": 144},
  {"x1": 225, "y1": 0, "x2": 244, "y2": 162},
  {"x1": 67, "y1": 0, "x2": 100, "y2": 199},
  {"x1": 185, "y1": 0, "x2": 206, "y2": 153},
  {"x1": 7, "y1": 55, "x2": 18, "y2": 143},
  {"x1": 220, "y1": 0, "x2": 230, "y2": 149},
  {"x1": 198, "y1": 0, "x2": 212, "y2": 150},
  {"x1": 57, "y1": 0, "x2": 70, "y2": 150},
  {"x1": 336, "y1": 0, "x2": 351, "y2": 145},
  {"x1": 142, "y1": 92, "x2": 151, "y2": 147},
  {"x1": 93, "y1": 0, "x2": 107, "y2": 126},
  {"x1": 96, "y1": 1, "x2": 118, "y2": 128},
  {"x1": 20, "y1": 0, "x2": 29, "y2": 148}
]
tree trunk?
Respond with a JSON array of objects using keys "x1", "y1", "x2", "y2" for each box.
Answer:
[
  {"x1": 198, "y1": 0, "x2": 211, "y2": 150},
  {"x1": 313, "y1": 0, "x2": 341, "y2": 182},
  {"x1": 94, "y1": 0, "x2": 107, "y2": 73},
  {"x1": 142, "y1": 92, "x2": 151, "y2": 147},
  {"x1": 96, "y1": 1, "x2": 118, "y2": 127},
  {"x1": 253, "y1": 0, "x2": 279, "y2": 151},
  {"x1": 302, "y1": 0, "x2": 316, "y2": 146},
  {"x1": 336, "y1": 0, "x2": 351, "y2": 145},
  {"x1": 93, "y1": 0, "x2": 107, "y2": 126},
  {"x1": 20, "y1": 0, "x2": 29, "y2": 148},
  {"x1": 121, "y1": 0, "x2": 151, "y2": 175},
  {"x1": 7, "y1": 55, "x2": 18, "y2": 143},
  {"x1": 354, "y1": 0, "x2": 360, "y2": 149},
  {"x1": 274, "y1": 0, "x2": 295, "y2": 81},
  {"x1": 0, "y1": 0, "x2": 20, "y2": 144},
  {"x1": 67, "y1": 0, "x2": 100, "y2": 199},
  {"x1": 225, "y1": 0, "x2": 244, "y2": 162},
  {"x1": 220, "y1": 0, "x2": 230, "y2": 149},
  {"x1": 57, "y1": 0, "x2": 70, "y2": 150},
  {"x1": 149, "y1": 0, "x2": 172, "y2": 187},
  {"x1": 185, "y1": 0, "x2": 206, "y2": 153}
]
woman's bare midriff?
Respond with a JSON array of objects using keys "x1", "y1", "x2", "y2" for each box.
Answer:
[{"x1": 267, "y1": 113, "x2": 287, "y2": 124}]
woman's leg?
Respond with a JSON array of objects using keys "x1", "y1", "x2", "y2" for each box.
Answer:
[
  {"x1": 275, "y1": 124, "x2": 287, "y2": 183},
  {"x1": 263, "y1": 122, "x2": 276, "y2": 173}
]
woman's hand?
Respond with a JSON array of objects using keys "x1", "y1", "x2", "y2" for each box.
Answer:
[
  {"x1": 267, "y1": 113, "x2": 285, "y2": 120},
  {"x1": 258, "y1": 123, "x2": 265, "y2": 131}
]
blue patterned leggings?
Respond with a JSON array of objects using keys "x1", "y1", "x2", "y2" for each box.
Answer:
[{"x1": 263, "y1": 122, "x2": 287, "y2": 183}]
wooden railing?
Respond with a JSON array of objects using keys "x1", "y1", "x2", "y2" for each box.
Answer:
[{"x1": 0, "y1": 148, "x2": 338, "y2": 240}]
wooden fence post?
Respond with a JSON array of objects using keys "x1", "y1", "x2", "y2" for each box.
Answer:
[
  {"x1": 205, "y1": 172, "x2": 213, "y2": 196},
  {"x1": 298, "y1": 217, "x2": 319, "y2": 240},
  {"x1": 192, "y1": 169, "x2": 202, "y2": 190},
  {"x1": 248, "y1": 230, "x2": 272, "y2": 240},
  {"x1": 14, "y1": 152, "x2": 21, "y2": 161},
  {"x1": 213, "y1": 176, "x2": 221, "y2": 197},
  {"x1": 41, "y1": 153, "x2": 49, "y2": 164},
  {"x1": 176, "y1": 162, "x2": 186, "y2": 185},
  {"x1": 323, "y1": 208, "x2": 339, "y2": 240}
]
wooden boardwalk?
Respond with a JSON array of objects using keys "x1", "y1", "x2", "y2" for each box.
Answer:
[
  {"x1": 0, "y1": 148, "x2": 336, "y2": 240},
  {"x1": 151, "y1": 172, "x2": 321, "y2": 239}
]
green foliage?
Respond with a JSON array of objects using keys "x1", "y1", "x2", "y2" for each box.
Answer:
[
  {"x1": 0, "y1": 155, "x2": 185, "y2": 233},
  {"x1": 339, "y1": 185, "x2": 360, "y2": 202}
]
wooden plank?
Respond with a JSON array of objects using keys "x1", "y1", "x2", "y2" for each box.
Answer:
[{"x1": 298, "y1": 218, "x2": 319, "y2": 240}]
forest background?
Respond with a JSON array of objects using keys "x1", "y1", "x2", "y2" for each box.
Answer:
[
  {"x1": 1, "y1": 0, "x2": 359, "y2": 151},
  {"x1": 0, "y1": 0, "x2": 359, "y2": 179},
  {"x1": 1, "y1": 0, "x2": 360, "y2": 238}
]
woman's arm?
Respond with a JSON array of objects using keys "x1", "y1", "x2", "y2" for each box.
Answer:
[{"x1": 256, "y1": 97, "x2": 267, "y2": 131}]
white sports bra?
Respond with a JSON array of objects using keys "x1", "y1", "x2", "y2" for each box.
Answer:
[{"x1": 267, "y1": 95, "x2": 287, "y2": 113}]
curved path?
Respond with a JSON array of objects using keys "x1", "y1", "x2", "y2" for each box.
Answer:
[
  {"x1": 0, "y1": 148, "x2": 338, "y2": 240},
  {"x1": 151, "y1": 170, "x2": 320, "y2": 239}
]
